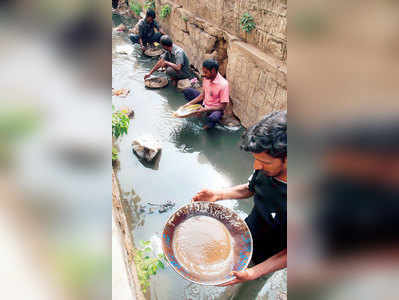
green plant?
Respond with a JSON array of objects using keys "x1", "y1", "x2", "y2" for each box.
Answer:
[
  {"x1": 112, "y1": 110, "x2": 130, "y2": 138},
  {"x1": 130, "y1": 0, "x2": 142, "y2": 16},
  {"x1": 240, "y1": 12, "x2": 256, "y2": 33},
  {"x1": 160, "y1": 4, "x2": 171, "y2": 18},
  {"x1": 182, "y1": 15, "x2": 188, "y2": 22},
  {"x1": 144, "y1": 0, "x2": 155, "y2": 10},
  {"x1": 133, "y1": 240, "x2": 165, "y2": 293},
  {"x1": 112, "y1": 147, "x2": 119, "y2": 162}
]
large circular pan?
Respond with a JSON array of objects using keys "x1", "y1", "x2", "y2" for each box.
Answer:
[
  {"x1": 173, "y1": 104, "x2": 203, "y2": 118},
  {"x1": 162, "y1": 202, "x2": 253, "y2": 286},
  {"x1": 144, "y1": 47, "x2": 164, "y2": 57},
  {"x1": 144, "y1": 77, "x2": 169, "y2": 89}
]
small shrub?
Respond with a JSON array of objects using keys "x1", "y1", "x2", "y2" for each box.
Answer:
[
  {"x1": 240, "y1": 12, "x2": 256, "y2": 33},
  {"x1": 182, "y1": 15, "x2": 188, "y2": 22},
  {"x1": 112, "y1": 147, "x2": 119, "y2": 162},
  {"x1": 160, "y1": 4, "x2": 171, "y2": 19},
  {"x1": 133, "y1": 240, "x2": 166, "y2": 293},
  {"x1": 112, "y1": 110, "x2": 130, "y2": 138},
  {"x1": 144, "y1": 0, "x2": 155, "y2": 10},
  {"x1": 130, "y1": 0, "x2": 142, "y2": 17}
]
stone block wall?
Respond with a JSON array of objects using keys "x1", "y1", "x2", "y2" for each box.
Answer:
[
  {"x1": 133, "y1": 0, "x2": 287, "y2": 127},
  {"x1": 227, "y1": 41, "x2": 286, "y2": 127}
]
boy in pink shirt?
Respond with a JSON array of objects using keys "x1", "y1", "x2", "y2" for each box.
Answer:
[{"x1": 183, "y1": 59, "x2": 229, "y2": 129}]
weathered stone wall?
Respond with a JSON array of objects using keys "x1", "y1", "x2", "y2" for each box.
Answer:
[
  {"x1": 133, "y1": 0, "x2": 287, "y2": 127},
  {"x1": 164, "y1": 0, "x2": 287, "y2": 60},
  {"x1": 227, "y1": 40, "x2": 287, "y2": 126}
]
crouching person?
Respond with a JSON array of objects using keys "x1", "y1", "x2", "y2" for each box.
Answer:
[
  {"x1": 144, "y1": 35, "x2": 191, "y2": 85},
  {"x1": 129, "y1": 9, "x2": 165, "y2": 52},
  {"x1": 183, "y1": 59, "x2": 229, "y2": 129}
]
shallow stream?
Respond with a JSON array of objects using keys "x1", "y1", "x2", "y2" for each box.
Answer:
[{"x1": 112, "y1": 14, "x2": 265, "y2": 300}]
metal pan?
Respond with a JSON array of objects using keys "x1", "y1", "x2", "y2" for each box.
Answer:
[{"x1": 162, "y1": 202, "x2": 253, "y2": 286}]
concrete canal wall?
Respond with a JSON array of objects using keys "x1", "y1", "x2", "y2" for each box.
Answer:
[{"x1": 112, "y1": 170, "x2": 145, "y2": 300}]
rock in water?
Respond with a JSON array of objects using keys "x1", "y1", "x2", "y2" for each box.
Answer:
[
  {"x1": 177, "y1": 79, "x2": 191, "y2": 91},
  {"x1": 115, "y1": 45, "x2": 134, "y2": 55},
  {"x1": 132, "y1": 136, "x2": 161, "y2": 162}
]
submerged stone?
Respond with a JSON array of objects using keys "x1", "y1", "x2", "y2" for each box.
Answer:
[
  {"x1": 177, "y1": 79, "x2": 191, "y2": 91},
  {"x1": 132, "y1": 136, "x2": 161, "y2": 162}
]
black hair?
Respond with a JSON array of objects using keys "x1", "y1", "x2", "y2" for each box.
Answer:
[
  {"x1": 241, "y1": 111, "x2": 287, "y2": 159},
  {"x1": 146, "y1": 9, "x2": 156, "y2": 19},
  {"x1": 160, "y1": 35, "x2": 173, "y2": 47},
  {"x1": 202, "y1": 59, "x2": 219, "y2": 72}
]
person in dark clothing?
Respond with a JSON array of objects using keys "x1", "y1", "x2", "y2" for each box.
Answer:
[
  {"x1": 144, "y1": 35, "x2": 191, "y2": 84},
  {"x1": 192, "y1": 111, "x2": 287, "y2": 286},
  {"x1": 129, "y1": 9, "x2": 165, "y2": 52},
  {"x1": 112, "y1": 0, "x2": 119, "y2": 9}
]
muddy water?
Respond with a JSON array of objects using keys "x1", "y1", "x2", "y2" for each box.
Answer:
[
  {"x1": 173, "y1": 216, "x2": 234, "y2": 281},
  {"x1": 112, "y1": 14, "x2": 258, "y2": 299}
]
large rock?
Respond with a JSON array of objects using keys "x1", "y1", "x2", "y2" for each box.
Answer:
[
  {"x1": 132, "y1": 136, "x2": 161, "y2": 162},
  {"x1": 176, "y1": 79, "x2": 191, "y2": 91}
]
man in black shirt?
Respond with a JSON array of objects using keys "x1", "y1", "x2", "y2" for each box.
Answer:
[
  {"x1": 192, "y1": 111, "x2": 287, "y2": 286},
  {"x1": 129, "y1": 9, "x2": 165, "y2": 52}
]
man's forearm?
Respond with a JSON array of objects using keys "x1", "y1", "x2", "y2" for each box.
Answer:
[
  {"x1": 187, "y1": 93, "x2": 204, "y2": 106},
  {"x1": 148, "y1": 59, "x2": 163, "y2": 75},
  {"x1": 165, "y1": 61, "x2": 181, "y2": 71},
  {"x1": 251, "y1": 249, "x2": 287, "y2": 279},
  {"x1": 217, "y1": 183, "x2": 253, "y2": 200}
]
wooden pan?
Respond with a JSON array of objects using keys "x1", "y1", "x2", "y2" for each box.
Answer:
[
  {"x1": 144, "y1": 47, "x2": 164, "y2": 57},
  {"x1": 144, "y1": 77, "x2": 169, "y2": 89},
  {"x1": 173, "y1": 104, "x2": 203, "y2": 118}
]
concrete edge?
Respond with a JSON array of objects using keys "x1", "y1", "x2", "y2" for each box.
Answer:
[{"x1": 112, "y1": 169, "x2": 146, "y2": 300}]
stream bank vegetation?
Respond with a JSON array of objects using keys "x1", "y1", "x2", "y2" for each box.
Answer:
[
  {"x1": 112, "y1": 109, "x2": 130, "y2": 138},
  {"x1": 144, "y1": 0, "x2": 156, "y2": 11},
  {"x1": 112, "y1": 107, "x2": 130, "y2": 165},
  {"x1": 240, "y1": 12, "x2": 256, "y2": 33},
  {"x1": 133, "y1": 240, "x2": 166, "y2": 293},
  {"x1": 130, "y1": 0, "x2": 143, "y2": 17},
  {"x1": 160, "y1": 4, "x2": 171, "y2": 19}
]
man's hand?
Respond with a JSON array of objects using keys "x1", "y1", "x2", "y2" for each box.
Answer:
[
  {"x1": 141, "y1": 45, "x2": 147, "y2": 52},
  {"x1": 144, "y1": 73, "x2": 151, "y2": 80},
  {"x1": 192, "y1": 189, "x2": 221, "y2": 202},
  {"x1": 218, "y1": 269, "x2": 256, "y2": 287},
  {"x1": 218, "y1": 249, "x2": 287, "y2": 286}
]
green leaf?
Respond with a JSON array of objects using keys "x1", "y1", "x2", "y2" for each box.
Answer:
[{"x1": 158, "y1": 261, "x2": 164, "y2": 269}]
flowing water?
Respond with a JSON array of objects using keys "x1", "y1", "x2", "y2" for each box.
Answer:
[{"x1": 112, "y1": 14, "x2": 264, "y2": 300}]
